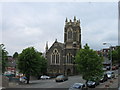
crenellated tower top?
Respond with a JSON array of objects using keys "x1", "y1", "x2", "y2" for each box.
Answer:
[
  {"x1": 65, "y1": 16, "x2": 80, "y2": 26},
  {"x1": 64, "y1": 16, "x2": 81, "y2": 49}
]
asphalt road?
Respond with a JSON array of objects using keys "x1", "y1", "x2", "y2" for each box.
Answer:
[
  {"x1": 11, "y1": 75, "x2": 85, "y2": 88},
  {"x1": 8, "y1": 70, "x2": 118, "y2": 89}
]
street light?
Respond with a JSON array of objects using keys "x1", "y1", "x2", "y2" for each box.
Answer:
[{"x1": 103, "y1": 43, "x2": 112, "y2": 71}]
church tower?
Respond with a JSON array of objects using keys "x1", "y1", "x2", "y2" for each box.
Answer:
[
  {"x1": 64, "y1": 16, "x2": 81, "y2": 49},
  {"x1": 63, "y1": 16, "x2": 81, "y2": 75},
  {"x1": 46, "y1": 16, "x2": 82, "y2": 76}
]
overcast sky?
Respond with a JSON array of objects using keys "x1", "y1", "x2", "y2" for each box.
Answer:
[{"x1": 1, "y1": 2, "x2": 118, "y2": 56}]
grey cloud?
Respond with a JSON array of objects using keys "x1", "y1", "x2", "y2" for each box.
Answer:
[{"x1": 2, "y1": 2, "x2": 118, "y2": 55}]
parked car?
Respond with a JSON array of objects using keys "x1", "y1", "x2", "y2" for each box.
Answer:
[
  {"x1": 106, "y1": 66, "x2": 111, "y2": 70},
  {"x1": 19, "y1": 76, "x2": 27, "y2": 83},
  {"x1": 112, "y1": 66, "x2": 116, "y2": 70},
  {"x1": 86, "y1": 81, "x2": 96, "y2": 88},
  {"x1": 55, "y1": 75, "x2": 68, "y2": 82},
  {"x1": 100, "y1": 73, "x2": 108, "y2": 83},
  {"x1": 69, "y1": 83, "x2": 85, "y2": 90},
  {"x1": 86, "y1": 77, "x2": 100, "y2": 88},
  {"x1": 40, "y1": 75, "x2": 50, "y2": 80},
  {"x1": 106, "y1": 71, "x2": 115, "y2": 79},
  {"x1": 115, "y1": 65, "x2": 119, "y2": 69},
  {"x1": 112, "y1": 65, "x2": 119, "y2": 70},
  {"x1": 102, "y1": 67, "x2": 107, "y2": 71}
]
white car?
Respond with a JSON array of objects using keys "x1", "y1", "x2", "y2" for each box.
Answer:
[{"x1": 40, "y1": 75, "x2": 50, "y2": 80}]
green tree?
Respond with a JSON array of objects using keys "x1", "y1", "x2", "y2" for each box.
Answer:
[
  {"x1": 75, "y1": 44, "x2": 104, "y2": 81},
  {"x1": 108, "y1": 46, "x2": 120, "y2": 65},
  {"x1": 0, "y1": 44, "x2": 8, "y2": 73},
  {"x1": 13, "y1": 52, "x2": 18, "y2": 59},
  {"x1": 112, "y1": 50, "x2": 118, "y2": 64},
  {"x1": 13, "y1": 52, "x2": 19, "y2": 72},
  {"x1": 117, "y1": 46, "x2": 120, "y2": 65},
  {"x1": 18, "y1": 47, "x2": 47, "y2": 84},
  {"x1": 40, "y1": 56, "x2": 47, "y2": 74}
]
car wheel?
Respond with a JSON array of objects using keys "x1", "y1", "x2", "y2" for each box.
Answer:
[{"x1": 93, "y1": 85, "x2": 95, "y2": 88}]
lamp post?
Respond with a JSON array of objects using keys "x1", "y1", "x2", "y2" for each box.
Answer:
[{"x1": 103, "y1": 43, "x2": 112, "y2": 71}]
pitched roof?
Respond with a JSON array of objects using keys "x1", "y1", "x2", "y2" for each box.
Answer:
[{"x1": 48, "y1": 40, "x2": 64, "y2": 52}]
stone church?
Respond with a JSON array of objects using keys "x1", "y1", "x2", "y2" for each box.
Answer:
[{"x1": 46, "y1": 16, "x2": 81, "y2": 76}]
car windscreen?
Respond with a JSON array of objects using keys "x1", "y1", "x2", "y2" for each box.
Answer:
[
  {"x1": 56, "y1": 75, "x2": 64, "y2": 78},
  {"x1": 106, "y1": 72, "x2": 112, "y2": 74},
  {"x1": 87, "y1": 81, "x2": 94, "y2": 84},
  {"x1": 73, "y1": 84, "x2": 81, "y2": 88}
]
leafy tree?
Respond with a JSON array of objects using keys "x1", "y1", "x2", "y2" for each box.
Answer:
[
  {"x1": 75, "y1": 44, "x2": 104, "y2": 81},
  {"x1": 18, "y1": 47, "x2": 47, "y2": 84},
  {"x1": 108, "y1": 46, "x2": 120, "y2": 65},
  {"x1": 40, "y1": 56, "x2": 47, "y2": 74},
  {"x1": 13, "y1": 52, "x2": 19, "y2": 72},
  {"x1": 112, "y1": 50, "x2": 118, "y2": 64},
  {"x1": 13, "y1": 52, "x2": 18, "y2": 59},
  {"x1": 118, "y1": 46, "x2": 120, "y2": 65},
  {"x1": 0, "y1": 44, "x2": 8, "y2": 73}
]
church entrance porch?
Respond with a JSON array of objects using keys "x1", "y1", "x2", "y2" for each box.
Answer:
[{"x1": 67, "y1": 69, "x2": 72, "y2": 76}]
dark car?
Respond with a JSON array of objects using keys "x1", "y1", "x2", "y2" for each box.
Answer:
[
  {"x1": 100, "y1": 74, "x2": 108, "y2": 83},
  {"x1": 69, "y1": 83, "x2": 85, "y2": 90},
  {"x1": 86, "y1": 77, "x2": 100, "y2": 88},
  {"x1": 115, "y1": 65, "x2": 119, "y2": 69},
  {"x1": 112, "y1": 66, "x2": 116, "y2": 70},
  {"x1": 55, "y1": 75, "x2": 68, "y2": 82},
  {"x1": 106, "y1": 66, "x2": 111, "y2": 70}
]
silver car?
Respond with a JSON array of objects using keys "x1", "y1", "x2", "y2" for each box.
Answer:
[
  {"x1": 106, "y1": 71, "x2": 115, "y2": 79},
  {"x1": 40, "y1": 75, "x2": 50, "y2": 80},
  {"x1": 69, "y1": 83, "x2": 85, "y2": 90},
  {"x1": 55, "y1": 75, "x2": 68, "y2": 82}
]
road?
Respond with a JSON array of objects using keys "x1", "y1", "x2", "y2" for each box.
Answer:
[
  {"x1": 13, "y1": 75, "x2": 85, "y2": 88},
  {"x1": 6, "y1": 70, "x2": 118, "y2": 89}
]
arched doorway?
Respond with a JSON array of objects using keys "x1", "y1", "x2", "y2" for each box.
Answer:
[{"x1": 67, "y1": 69, "x2": 71, "y2": 76}]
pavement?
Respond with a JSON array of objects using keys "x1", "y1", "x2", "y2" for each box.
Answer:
[
  {"x1": 88, "y1": 77, "x2": 119, "y2": 90},
  {"x1": 96, "y1": 74, "x2": 118, "y2": 89}
]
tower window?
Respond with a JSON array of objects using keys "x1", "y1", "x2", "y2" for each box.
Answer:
[
  {"x1": 66, "y1": 53, "x2": 73, "y2": 64},
  {"x1": 67, "y1": 28, "x2": 73, "y2": 40}
]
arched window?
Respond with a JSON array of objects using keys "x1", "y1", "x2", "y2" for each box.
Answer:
[
  {"x1": 66, "y1": 53, "x2": 73, "y2": 64},
  {"x1": 67, "y1": 28, "x2": 73, "y2": 40},
  {"x1": 51, "y1": 49, "x2": 60, "y2": 65},
  {"x1": 51, "y1": 54, "x2": 55, "y2": 64},
  {"x1": 56, "y1": 53, "x2": 60, "y2": 64}
]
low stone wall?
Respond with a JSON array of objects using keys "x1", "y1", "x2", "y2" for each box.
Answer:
[
  {"x1": 2, "y1": 75, "x2": 9, "y2": 87},
  {"x1": 30, "y1": 76, "x2": 38, "y2": 80}
]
